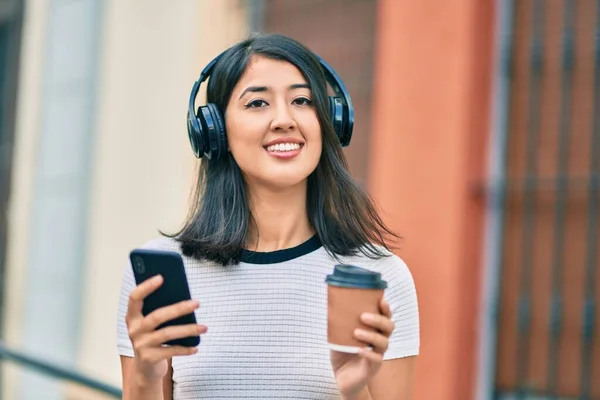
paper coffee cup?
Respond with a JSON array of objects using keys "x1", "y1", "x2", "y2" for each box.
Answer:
[{"x1": 325, "y1": 264, "x2": 388, "y2": 353}]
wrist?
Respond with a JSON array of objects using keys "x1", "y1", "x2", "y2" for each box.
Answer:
[{"x1": 131, "y1": 363, "x2": 163, "y2": 387}]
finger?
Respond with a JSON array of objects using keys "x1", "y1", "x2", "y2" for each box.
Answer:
[
  {"x1": 354, "y1": 329, "x2": 389, "y2": 355},
  {"x1": 360, "y1": 313, "x2": 395, "y2": 337},
  {"x1": 358, "y1": 347, "x2": 384, "y2": 364},
  {"x1": 141, "y1": 324, "x2": 207, "y2": 348},
  {"x1": 142, "y1": 299, "x2": 200, "y2": 331},
  {"x1": 127, "y1": 275, "x2": 164, "y2": 320},
  {"x1": 379, "y1": 298, "x2": 393, "y2": 319},
  {"x1": 138, "y1": 345, "x2": 198, "y2": 364}
]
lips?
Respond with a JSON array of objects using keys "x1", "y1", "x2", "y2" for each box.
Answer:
[
  {"x1": 266, "y1": 142, "x2": 302, "y2": 152},
  {"x1": 263, "y1": 137, "x2": 304, "y2": 159},
  {"x1": 263, "y1": 137, "x2": 305, "y2": 154},
  {"x1": 263, "y1": 137, "x2": 304, "y2": 147}
]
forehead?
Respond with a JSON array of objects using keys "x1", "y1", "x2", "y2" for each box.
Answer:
[{"x1": 235, "y1": 55, "x2": 308, "y2": 89}]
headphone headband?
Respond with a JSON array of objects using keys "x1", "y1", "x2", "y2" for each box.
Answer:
[
  {"x1": 199, "y1": 50, "x2": 228, "y2": 83},
  {"x1": 187, "y1": 49, "x2": 354, "y2": 159}
]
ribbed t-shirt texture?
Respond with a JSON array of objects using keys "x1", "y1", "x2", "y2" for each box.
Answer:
[{"x1": 116, "y1": 236, "x2": 419, "y2": 399}]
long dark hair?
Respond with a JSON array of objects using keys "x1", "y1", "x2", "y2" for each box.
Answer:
[{"x1": 165, "y1": 33, "x2": 400, "y2": 266}]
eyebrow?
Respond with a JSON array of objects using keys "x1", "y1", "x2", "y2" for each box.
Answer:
[{"x1": 238, "y1": 83, "x2": 311, "y2": 99}]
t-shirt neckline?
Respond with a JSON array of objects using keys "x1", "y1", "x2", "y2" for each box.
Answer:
[{"x1": 240, "y1": 235, "x2": 322, "y2": 264}]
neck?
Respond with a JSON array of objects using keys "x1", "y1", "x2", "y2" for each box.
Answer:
[{"x1": 246, "y1": 181, "x2": 314, "y2": 252}]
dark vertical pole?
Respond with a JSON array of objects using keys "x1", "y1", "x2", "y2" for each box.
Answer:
[
  {"x1": 0, "y1": 0, "x2": 23, "y2": 337},
  {"x1": 546, "y1": 1, "x2": 575, "y2": 398},
  {"x1": 515, "y1": 0, "x2": 545, "y2": 397},
  {"x1": 0, "y1": 1, "x2": 24, "y2": 396},
  {"x1": 487, "y1": 1, "x2": 516, "y2": 398},
  {"x1": 580, "y1": 2, "x2": 600, "y2": 398}
]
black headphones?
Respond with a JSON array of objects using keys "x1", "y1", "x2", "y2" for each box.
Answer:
[{"x1": 186, "y1": 51, "x2": 354, "y2": 159}]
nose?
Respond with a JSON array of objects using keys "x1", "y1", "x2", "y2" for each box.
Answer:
[{"x1": 270, "y1": 102, "x2": 297, "y2": 132}]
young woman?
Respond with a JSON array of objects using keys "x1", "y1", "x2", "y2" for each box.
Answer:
[{"x1": 117, "y1": 33, "x2": 419, "y2": 400}]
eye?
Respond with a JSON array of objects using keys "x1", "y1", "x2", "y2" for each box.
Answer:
[
  {"x1": 245, "y1": 99, "x2": 268, "y2": 108},
  {"x1": 293, "y1": 97, "x2": 312, "y2": 106}
]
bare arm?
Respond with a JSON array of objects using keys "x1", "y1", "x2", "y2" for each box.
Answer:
[
  {"x1": 368, "y1": 357, "x2": 416, "y2": 400},
  {"x1": 120, "y1": 356, "x2": 174, "y2": 400},
  {"x1": 120, "y1": 275, "x2": 206, "y2": 400}
]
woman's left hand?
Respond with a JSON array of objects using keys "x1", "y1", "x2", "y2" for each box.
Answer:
[{"x1": 330, "y1": 298, "x2": 395, "y2": 400}]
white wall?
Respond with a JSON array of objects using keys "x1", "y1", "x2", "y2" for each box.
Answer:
[
  {"x1": 76, "y1": 0, "x2": 204, "y2": 384},
  {"x1": 77, "y1": 0, "x2": 250, "y2": 387}
]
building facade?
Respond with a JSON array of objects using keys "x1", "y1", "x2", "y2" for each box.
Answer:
[{"x1": 2, "y1": 1, "x2": 599, "y2": 399}]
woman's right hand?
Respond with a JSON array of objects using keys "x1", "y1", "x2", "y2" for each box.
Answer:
[{"x1": 125, "y1": 274, "x2": 207, "y2": 383}]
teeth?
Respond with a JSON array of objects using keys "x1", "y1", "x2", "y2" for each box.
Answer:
[{"x1": 267, "y1": 143, "x2": 301, "y2": 152}]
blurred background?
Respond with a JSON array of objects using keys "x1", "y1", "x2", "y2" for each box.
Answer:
[{"x1": 0, "y1": 0, "x2": 597, "y2": 399}]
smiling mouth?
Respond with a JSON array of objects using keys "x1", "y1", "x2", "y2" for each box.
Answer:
[{"x1": 265, "y1": 143, "x2": 304, "y2": 153}]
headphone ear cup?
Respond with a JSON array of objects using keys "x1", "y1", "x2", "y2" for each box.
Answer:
[
  {"x1": 206, "y1": 103, "x2": 227, "y2": 159},
  {"x1": 187, "y1": 108, "x2": 204, "y2": 158},
  {"x1": 197, "y1": 104, "x2": 226, "y2": 160},
  {"x1": 328, "y1": 96, "x2": 345, "y2": 144}
]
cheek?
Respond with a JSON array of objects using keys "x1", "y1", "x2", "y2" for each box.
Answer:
[
  {"x1": 225, "y1": 114, "x2": 263, "y2": 155},
  {"x1": 227, "y1": 135, "x2": 259, "y2": 173},
  {"x1": 310, "y1": 141, "x2": 323, "y2": 170},
  {"x1": 302, "y1": 119, "x2": 323, "y2": 157},
  {"x1": 225, "y1": 123, "x2": 277, "y2": 182}
]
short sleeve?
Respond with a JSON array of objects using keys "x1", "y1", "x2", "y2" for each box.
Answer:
[
  {"x1": 116, "y1": 259, "x2": 136, "y2": 357},
  {"x1": 380, "y1": 256, "x2": 420, "y2": 360}
]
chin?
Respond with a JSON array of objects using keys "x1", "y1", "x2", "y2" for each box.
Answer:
[
  {"x1": 242, "y1": 162, "x2": 318, "y2": 191},
  {"x1": 267, "y1": 175, "x2": 309, "y2": 190},
  {"x1": 251, "y1": 171, "x2": 311, "y2": 191}
]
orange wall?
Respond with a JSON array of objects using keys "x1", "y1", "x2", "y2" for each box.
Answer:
[{"x1": 368, "y1": 1, "x2": 496, "y2": 399}]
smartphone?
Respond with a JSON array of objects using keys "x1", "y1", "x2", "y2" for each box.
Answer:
[{"x1": 129, "y1": 248, "x2": 200, "y2": 347}]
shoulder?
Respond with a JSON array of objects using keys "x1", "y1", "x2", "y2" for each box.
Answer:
[
  {"x1": 338, "y1": 245, "x2": 412, "y2": 277},
  {"x1": 120, "y1": 236, "x2": 182, "y2": 281},
  {"x1": 337, "y1": 246, "x2": 416, "y2": 292},
  {"x1": 133, "y1": 236, "x2": 222, "y2": 270},
  {"x1": 136, "y1": 236, "x2": 183, "y2": 253}
]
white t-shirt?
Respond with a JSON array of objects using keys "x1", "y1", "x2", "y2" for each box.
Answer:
[{"x1": 116, "y1": 236, "x2": 419, "y2": 399}]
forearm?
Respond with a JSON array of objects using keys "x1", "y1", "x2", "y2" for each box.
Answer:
[{"x1": 125, "y1": 370, "x2": 164, "y2": 400}]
